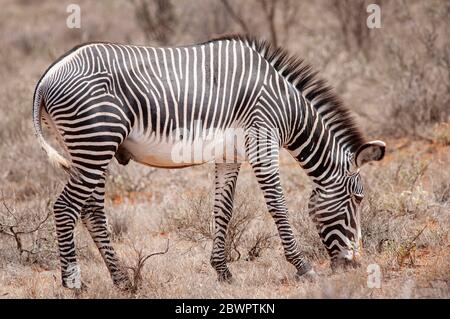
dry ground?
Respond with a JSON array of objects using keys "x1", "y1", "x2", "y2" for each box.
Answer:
[
  {"x1": 1, "y1": 137, "x2": 448, "y2": 298},
  {"x1": 0, "y1": 0, "x2": 449, "y2": 298}
]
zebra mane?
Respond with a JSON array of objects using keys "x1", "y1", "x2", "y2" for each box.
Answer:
[{"x1": 207, "y1": 34, "x2": 366, "y2": 152}]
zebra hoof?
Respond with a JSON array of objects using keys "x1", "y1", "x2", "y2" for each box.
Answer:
[
  {"x1": 113, "y1": 275, "x2": 133, "y2": 291},
  {"x1": 217, "y1": 271, "x2": 233, "y2": 284},
  {"x1": 295, "y1": 269, "x2": 318, "y2": 283},
  {"x1": 62, "y1": 263, "x2": 83, "y2": 289},
  {"x1": 67, "y1": 281, "x2": 88, "y2": 298},
  {"x1": 115, "y1": 280, "x2": 133, "y2": 291}
]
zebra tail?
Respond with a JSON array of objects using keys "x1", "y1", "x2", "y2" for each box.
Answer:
[{"x1": 32, "y1": 82, "x2": 72, "y2": 173}]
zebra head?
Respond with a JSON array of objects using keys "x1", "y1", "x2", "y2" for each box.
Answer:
[{"x1": 308, "y1": 140, "x2": 386, "y2": 270}]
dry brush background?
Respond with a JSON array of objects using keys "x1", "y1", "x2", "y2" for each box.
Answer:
[{"x1": 0, "y1": 0, "x2": 449, "y2": 298}]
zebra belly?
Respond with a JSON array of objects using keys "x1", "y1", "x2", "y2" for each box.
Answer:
[{"x1": 122, "y1": 132, "x2": 246, "y2": 168}]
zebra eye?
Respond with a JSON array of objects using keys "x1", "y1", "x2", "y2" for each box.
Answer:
[{"x1": 353, "y1": 194, "x2": 364, "y2": 203}]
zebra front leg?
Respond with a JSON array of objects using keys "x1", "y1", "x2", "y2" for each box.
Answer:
[
  {"x1": 210, "y1": 163, "x2": 241, "y2": 282},
  {"x1": 246, "y1": 132, "x2": 316, "y2": 281},
  {"x1": 81, "y1": 176, "x2": 132, "y2": 290}
]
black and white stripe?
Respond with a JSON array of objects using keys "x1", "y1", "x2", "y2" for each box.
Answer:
[{"x1": 33, "y1": 35, "x2": 385, "y2": 289}]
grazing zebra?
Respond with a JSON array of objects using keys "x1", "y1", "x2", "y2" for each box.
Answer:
[{"x1": 32, "y1": 35, "x2": 385, "y2": 289}]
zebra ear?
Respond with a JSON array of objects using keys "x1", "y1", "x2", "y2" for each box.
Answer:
[{"x1": 354, "y1": 140, "x2": 386, "y2": 168}]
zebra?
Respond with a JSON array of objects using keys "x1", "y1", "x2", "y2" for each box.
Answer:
[{"x1": 32, "y1": 35, "x2": 385, "y2": 290}]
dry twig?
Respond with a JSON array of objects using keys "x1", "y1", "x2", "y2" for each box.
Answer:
[
  {"x1": 125, "y1": 239, "x2": 170, "y2": 293},
  {"x1": 0, "y1": 198, "x2": 52, "y2": 259}
]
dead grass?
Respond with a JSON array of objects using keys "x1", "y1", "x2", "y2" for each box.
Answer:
[
  {"x1": 163, "y1": 189, "x2": 276, "y2": 263},
  {"x1": 1, "y1": 137, "x2": 447, "y2": 299}
]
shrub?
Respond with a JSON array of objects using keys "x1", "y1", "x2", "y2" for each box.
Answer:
[{"x1": 165, "y1": 190, "x2": 275, "y2": 262}]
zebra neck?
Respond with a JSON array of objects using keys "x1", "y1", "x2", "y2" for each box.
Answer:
[{"x1": 286, "y1": 99, "x2": 350, "y2": 185}]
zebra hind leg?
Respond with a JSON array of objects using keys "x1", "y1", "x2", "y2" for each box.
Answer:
[
  {"x1": 53, "y1": 134, "x2": 128, "y2": 289},
  {"x1": 81, "y1": 175, "x2": 132, "y2": 290},
  {"x1": 210, "y1": 163, "x2": 241, "y2": 283},
  {"x1": 54, "y1": 173, "x2": 104, "y2": 289}
]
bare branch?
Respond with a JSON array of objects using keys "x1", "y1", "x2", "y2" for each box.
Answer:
[
  {"x1": 257, "y1": 0, "x2": 278, "y2": 46},
  {"x1": 140, "y1": 239, "x2": 170, "y2": 264},
  {"x1": 0, "y1": 198, "x2": 52, "y2": 259},
  {"x1": 125, "y1": 239, "x2": 170, "y2": 293},
  {"x1": 219, "y1": 0, "x2": 251, "y2": 35},
  {"x1": 132, "y1": 0, "x2": 176, "y2": 45},
  {"x1": 280, "y1": 0, "x2": 302, "y2": 45}
]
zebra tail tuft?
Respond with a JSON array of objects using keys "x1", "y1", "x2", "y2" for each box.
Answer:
[{"x1": 32, "y1": 82, "x2": 72, "y2": 173}]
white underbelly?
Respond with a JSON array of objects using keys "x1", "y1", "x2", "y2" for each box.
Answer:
[{"x1": 123, "y1": 130, "x2": 246, "y2": 168}]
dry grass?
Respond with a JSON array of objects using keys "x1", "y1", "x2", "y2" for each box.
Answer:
[
  {"x1": 1, "y1": 139, "x2": 448, "y2": 299},
  {"x1": 0, "y1": 0, "x2": 449, "y2": 299}
]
